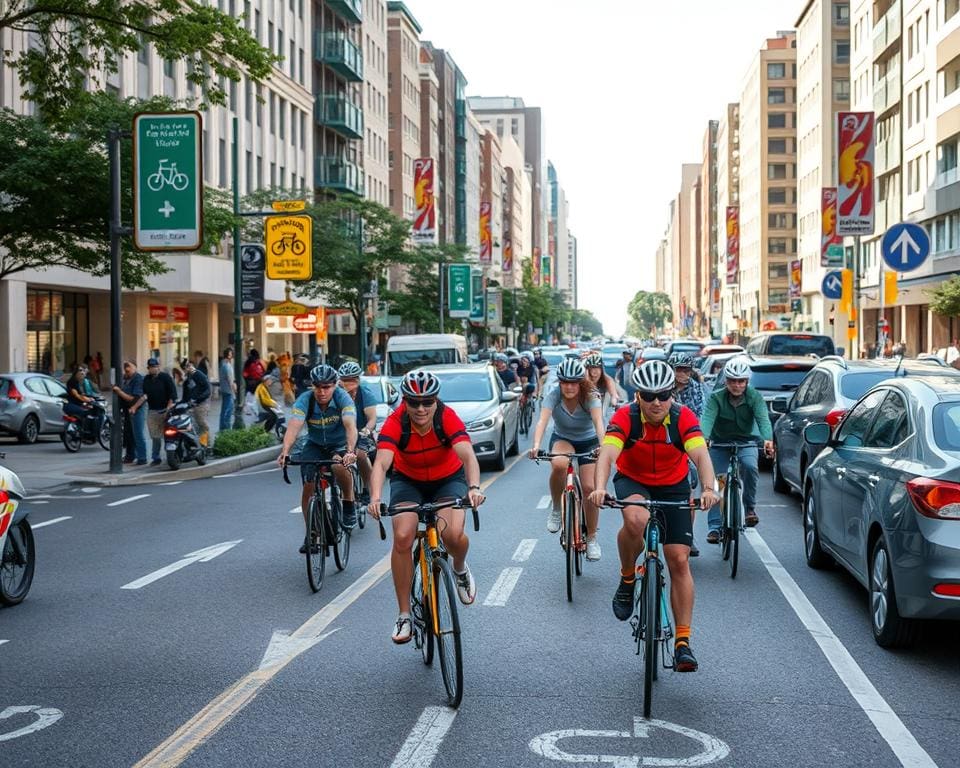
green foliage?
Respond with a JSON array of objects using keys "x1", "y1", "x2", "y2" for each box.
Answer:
[
  {"x1": 212, "y1": 424, "x2": 275, "y2": 457},
  {"x1": 380, "y1": 243, "x2": 469, "y2": 333},
  {"x1": 570, "y1": 309, "x2": 603, "y2": 338},
  {"x1": 627, "y1": 291, "x2": 673, "y2": 335},
  {"x1": 929, "y1": 276, "x2": 960, "y2": 318}
]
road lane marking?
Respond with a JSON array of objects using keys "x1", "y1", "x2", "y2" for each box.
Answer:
[
  {"x1": 483, "y1": 567, "x2": 522, "y2": 607},
  {"x1": 0, "y1": 640, "x2": 8, "y2": 647},
  {"x1": 389, "y1": 706, "x2": 457, "y2": 768},
  {"x1": 746, "y1": 529, "x2": 938, "y2": 768},
  {"x1": 537, "y1": 494, "x2": 552, "y2": 509},
  {"x1": 107, "y1": 494, "x2": 150, "y2": 507},
  {"x1": 0, "y1": 706, "x2": 64, "y2": 742},
  {"x1": 121, "y1": 541, "x2": 242, "y2": 590},
  {"x1": 288, "y1": 506, "x2": 301, "y2": 514},
  {"x1": 512, "y1": 539, "x2": 538, "y2": 562},
  {"x1": 31, "y1": 517, "x2": 71, "y2": 529},
  {"x1": 258, "y1": 628, "x2": 341, "y2": 670},
  {"x1": 158, "y1": 481, "x2": 182, "y2": 486},
  {"x1": 24, "y1": 495, "x2": 52, "y2": 500},
  {"x1": 81, "y1": 487, "x2": 100, "y2": 493},
  {"x1": 30, "y1": 501, "x2": 48, "y2": 505},
  {"x1": 756, "y1": 503, "x2": 790, "y2": 508},
  {"x1": 213, "y1": 467, "x2": 279, "y2": 479}
]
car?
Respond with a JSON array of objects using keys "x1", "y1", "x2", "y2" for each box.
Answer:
[
  {"x1": 712, "y1": 355, "x2": 819, "y2": 428},
  {"x1": 0, "y1": 373, "x2": 70, "y2": 443},
  {"x1": 771, "y1": 357, "x2": 960, "y2": 495},
  {"x1": 360, "y1": 375, "x2": 400, "y2": 432},
  {"x1": 601, "y1": 343, "x2": 629, "y2": 377},
  {"x1": 639, "y1": 347, "x2": 667, "y2": 361},
  {"x1": 423, "y1": 363, "x2": 520, "y2": 470},
  {"x1": 744, "y1": 331, "x2": 835, "y2": 358},
  {"x1": 802, "y1": 374, "x2": 960, "y2": 647},
  {"x1": 698, "y1": 352, "x2": 741, "y2": 387},
  {"x1": 699, "y1": 343, "x2": 744, "y2": 357},
  {"x1": 664, "y1": 339, "x2": 705, "y2": 358}
]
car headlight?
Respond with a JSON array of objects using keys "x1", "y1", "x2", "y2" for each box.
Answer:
[{"x1": 466, "y1": 416, "x2": 496, "y2": 432}]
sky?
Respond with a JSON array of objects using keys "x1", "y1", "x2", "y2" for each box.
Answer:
[{"x1": 408, "y1": 0, "x2": 796, "y2": 336}]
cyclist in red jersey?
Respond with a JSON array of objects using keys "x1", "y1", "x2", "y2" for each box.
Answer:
[
  {"x1": 589, "y1": 360, "x2": 718, "y2": 673},
  {"x1": 368, "y1": 370, "x2": 486, "y2": 644}
]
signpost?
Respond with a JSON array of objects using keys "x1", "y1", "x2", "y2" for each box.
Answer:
[
  {"x1": 470, "y1": 270, "x2": 485, "y2": 323},
  {"x1": 133, "y1": 112, "x2": 203, "y2": 251},
  {"x1": 821, "y1": 270, "x2": 843, "y2": 300},
  {"x1": 881, "y1": 222, "x2": 930, "y2": 272},
  {"x1": 240, "y1": 244, "x2": 265, "y2": 314},
  {"x1": 265, "y1": 215, "x2": 313, "y2": 280},
  {"x1": 447, "y1": 264, "x2": 471, "y2": 318},
  {"x1": 267, "y1": 300, "x2": 309, "y2": 316}
]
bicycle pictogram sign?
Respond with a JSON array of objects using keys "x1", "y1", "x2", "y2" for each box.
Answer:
[
  {"x1": 270, "y1": 232, "x2": 307, "y2": 257},
  {"x1": 147, "y1": 159, "x2": 189, "y2": 192},
  {"x1": 265, "y1": 214, "x2": 312, "y2": 280}
]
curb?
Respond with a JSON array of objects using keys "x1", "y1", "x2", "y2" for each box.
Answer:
[{"x1": 66, "y1": 445, "x2": 282, "y2": 487}]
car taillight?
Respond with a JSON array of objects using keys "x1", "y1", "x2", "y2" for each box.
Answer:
[
  {"x1": 932, "y1": 583, "x2": 960, "y2": 598},
  {"x1": 906, "y1": 477, "x2": 960, "y2": 520},
  {"x1": 825, "y1": 409, "x2": 847, "y2": 427},
  {"x1": 6, "y1": 382, "x2": 23, "y2": 402},
  {"x1": 163, "y1": 428, "x2": 178, "y2": 437}
]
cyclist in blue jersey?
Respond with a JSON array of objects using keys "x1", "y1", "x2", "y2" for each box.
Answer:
[{"x1": 337, "y1": 361, "x2": 378, "y2": 501}]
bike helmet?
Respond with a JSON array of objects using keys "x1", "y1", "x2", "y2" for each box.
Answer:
[
  {"x1": 631, "y1": 360, "x2": 675, "y2": 393},
  {"x1": 723, "y1": 357, "x2": 753, "y2": 381},
  {"x1": 309, "y1": 364, "x2": 338, "y2": 385},
  {"x1": 494, "y1": 353, "x2": 509, "y2": 364},
  {"x1": 400, "y1": 369, "x2": 441, "y2": 398},
  {"x1": 583, "y1": 353, "x2": 603, "y2": 368},
  {"x1": 556, "y1": 358, "x2": 586, "y2": 382},
  {"x1": 533, "y1": 347, "x2": 542, "y2": 354},
  {"x1": 337, "y1": 361, "x2": 362, "y2": 379},
  {"x1": 669, "y1": 353, "x2": 696, "y2": 370}
]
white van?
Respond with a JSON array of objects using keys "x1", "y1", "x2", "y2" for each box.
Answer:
[{"x1": 384, "y1": 334, "x2": 469, "y2": 376}]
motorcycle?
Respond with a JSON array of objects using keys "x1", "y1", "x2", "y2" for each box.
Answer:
[
  {"x1": 163, "y1": 402, "x2": 207, "y2": 470},
  {"x1": 62, "y1": 397, "x2": 112, "y2": 453},
  {"x1": 0, "y1": 453, "x2": 35, "y2": 606}
]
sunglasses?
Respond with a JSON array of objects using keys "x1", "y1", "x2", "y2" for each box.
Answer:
[
  {"x1": 313, "y1": 383, "x2": 334, "y2": 390},
  {"x1": 639, "y1": 390, "x2": 673, "y2": 403},
  {"x1": 405, "y1": 397, "x2": 436, "y2": 409}
]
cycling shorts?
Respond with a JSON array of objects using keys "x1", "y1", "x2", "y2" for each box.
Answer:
[
  {"x1": 548, "y1": 434, "x2": 599, "y2": 465},
  {"x1": 299, "y1": 441, "x2": 347, "y2": 484},
  {"x1": 611, "y1": 474, "x2": 693, "y2": 548},
  {"x1": 389, "y1": 467, "x2": 467, "y2": 508}
]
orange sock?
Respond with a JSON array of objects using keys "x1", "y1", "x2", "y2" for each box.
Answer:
[{"x1": 675, "y1": 625, "x2": 691, "y2": 646}]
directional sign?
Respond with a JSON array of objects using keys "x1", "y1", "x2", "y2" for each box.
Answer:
[
  {"x1": 447, "y1": 264, "x2": 472, "y2": 318},
  {"x1": 133, "y1": 112, "x2": 203, "y2": 251},
  {"x1": 120, "y1": 540, "x2": 242, "y2": 590},
  {"x1": 267, "y1": 300, "x2": 309, "y2": 316},
  {"x1": 271, "y1": 200, "x2": 306, "y2": 213},
  {"x1": 822, "y1": 270, "x2": 844, "y2": 300},
  {"x1": 240, "y1": 244, "x2": 265, "y2": 314},
  {"x1": 266, "y1": 215, "x2": 312, "y2": 280},
  {"x1": 881, "y1": 222, "x2": 929, "y2": 272}
]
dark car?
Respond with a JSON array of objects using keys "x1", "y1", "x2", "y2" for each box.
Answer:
[
  {"x1": 664, "y1": 339, "x2": 705, "y2": 358},
  {"x1": 772, "y1": 357, "x2": 960, "y2": 494},
  {"x1": 802, "y1": 374, "x2": 960, "y2": 647},
  {"x1": 712, "y1": 355, "x2": 818, "y2": 427},
  {"x1": 744, "y1": 331, "x2": 835, "y2": 358}
]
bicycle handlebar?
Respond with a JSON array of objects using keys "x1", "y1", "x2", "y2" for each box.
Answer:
[
  {"x1": 708, "y1": 439, "x2": 765, "y2": 449},
  {"x1": 600, "y1": 495, "x2": 697, "y2": 511},
  {"x1": 281, "y1": 455, "x2": 347, "y2": 485},
  {"x1": 532, "y1": 449, "x2": 597, "y2": 463},
  {"x1": 375, "y1": 497, "x2": 480, "y2": 541}
]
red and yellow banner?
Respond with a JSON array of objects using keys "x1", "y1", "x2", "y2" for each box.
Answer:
[
  {"x1": 821, "y1": 187, "x2": 843, "y2": 267},
  {"x1": 725, "y1": 206, "x2": 739, "y2": 286},
  {"x1": 412, "y1": 158, "x2": 436, "y2": 244},
  {"x1": 479, "y1": 201, "x2": 492, "y2": 265},
  {"x1": 837, "y1": 112, "x2": 875, "y2": 236},
  {"x1": 789, "y1": 259, "x2": 802, "y2": 300},
  {"x1": 532, "y1": 246, "x2": 542, "y2": 286},
  {"x1": 502, "y1": 238, "x2": 513, "y2": 273}
]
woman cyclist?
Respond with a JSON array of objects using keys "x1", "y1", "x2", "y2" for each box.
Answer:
[
  {"x1": 527, "y1": 358, "x2": 605, "y2": 561},
  {"x1": 583, "y1": 352, "x2": 619, "y2": 415}
]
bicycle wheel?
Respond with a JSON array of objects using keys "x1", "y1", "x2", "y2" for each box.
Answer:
[
  {"x1": 433, "y1": 557, "x2": 463, "y2": 707},
  {"x1": 98, "y1": 417, "x2": 111, "y2": 450},
  {"x1": 720, "y1": 480, "x2": 732, "y2": 562},
  {"x1": 291, "y1": 239, "x2": 306, "y2": 255},
  {"x1": 729, "y1": 480, "x2": 742, "y2": 580},
  {"x1": 330, "y1": 487, "x2": 350, "y2": 571},
  {"x1": 569, "y1": 490, "x2": 584, "y2": 577},
  {"x1": 642, "y1": 557, "x2": 661, "y2": 719},
  {"x1": 563, "y1": 490, "x2": 575, "y2": 602},
  {"x1": 411, "y1": 544, "x2": 433, "y2": 666},
  {"x1": 306, "y1": 496, "x2": 325, "y2": 593}
]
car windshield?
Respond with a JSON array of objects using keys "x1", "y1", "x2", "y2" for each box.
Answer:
[
  {"x1": 669, "y1": 343, "x2": 703, "y2": 354},
  {"x1": 932, "y1": 402, "x2": 960, "y2": 452},
  {"x1": 750, "y1": 366, "x2": 813, "y2": 391},
  {"x1": 839, "y1": 371, "x2": 895, "y2": 400},
  {"x1": 387, "y1": 348, "x2": 459, "y2": 375},
  {"x1": 542, "y1": 351, "x2": 568, "y2": 366},
  {"x1": 766, "y1": 335, "x2": 835, "y2": 357},
  {"x1": 435, "y1": 373, "x2": 493, "y2": 403},
  {"x1": 602, "y1": 345, "x2": 627, "y2": 356}
]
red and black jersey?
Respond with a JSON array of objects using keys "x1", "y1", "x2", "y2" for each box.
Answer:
[{"x1": 377, "y1": 403, "x2": 471, "y2": 481}]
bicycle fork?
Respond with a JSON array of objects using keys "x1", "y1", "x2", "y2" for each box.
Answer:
[{"x1": 562, "y1": 464, "x2": 585, "y2": 552}]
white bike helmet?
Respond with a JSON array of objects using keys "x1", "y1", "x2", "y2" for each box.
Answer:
[
  {"x1": 556, "y1": 358, "x2": 586, "y2": 382},
  {"x1": 631, "y1": 360, "x2": 675, "y2": 393},
  {"x1": 337, "y1": 361, "x2": 362, "y2": 379},
  {"x1": 723, "y1": 357, "x2": 753, "y2": 381},
  {"x1": 399, "y1": 369, "x2": 441, "y2": 398}
]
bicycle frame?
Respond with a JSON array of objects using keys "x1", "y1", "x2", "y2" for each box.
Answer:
[{"x1": 533, "y1": 451, "x2": 592, "y2": 551}]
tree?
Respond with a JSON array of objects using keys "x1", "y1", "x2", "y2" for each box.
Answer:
[
  {"x1": 570, "y1": 309, "x2": 603, "y2": 338},
  {"x1": 929, "y1": 276, "x2": 960, "y2": 318},
  {"x1": 380, "y1": 243, "x2": 470, "y2": 333},
  {"x1": 627, "y1": 290, "x2": 673, "y2": 336}
]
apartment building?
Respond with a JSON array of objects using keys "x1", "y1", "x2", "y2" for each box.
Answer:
[
  {"x1": 655, "y1": 235, "x2": 671, "y2": 297},
  {"x1": 480, "y1": 130, "x2": 505, "y2": 279},
  {"x1": 737, "y1": 31, "x2": 798, "y2": 331},
  {"x1": 668, "y1": 165, "x2": 702, "y2": 331},
  {"x1": 465, "y1": 110, "x2": 482, "y2": 254},
  {"x1": 418, "y1": 45, "x2": 440, "y2": 168},
  {"x1": 386, "y1": 1, "x2": 422, "y2": 221},
  {"x1": 363, "y1": 0, "x2": 390, "y2": 207},
  {"x1": 700, "y1": 121, "x2": 719, "y2": 336},
  {"x1": 421, "y1": 43, "x2": 461, "y2": 245},
  {"x1": 567, "y1": 234, "x2": 579, "y2": 309},
  {"x1": 716, "y1": 103, "x2": 741, "y2": 334},
  {"x1": 499, "y1": 133, "x2": 532, "y2": 289}
]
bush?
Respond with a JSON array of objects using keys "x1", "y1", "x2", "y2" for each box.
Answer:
[{"x1": 213, "y1": 425, "x2": 276, "y2": 457}]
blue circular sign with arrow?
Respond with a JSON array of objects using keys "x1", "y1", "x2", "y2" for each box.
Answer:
[
  {"x1": 881, "y1": 222, "x2": 930, "y2": 273},
  {"x1": 821, "y1": 270, "x2": 844, "y2": 300}
]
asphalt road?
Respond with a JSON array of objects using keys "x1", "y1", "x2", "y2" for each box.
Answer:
[{"x1": 1, "y1": 428, "x2": 958, "y2": 768}]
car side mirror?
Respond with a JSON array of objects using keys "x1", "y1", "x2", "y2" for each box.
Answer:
[
  {"x1": 803, "y1": 422, "x2": 832, "y2": 446},
  {"x1": 500, "y1": 390, "x2": 520, "y2": 403},
  {"x1": 771, "y1": 396, "x2": 789, "y2": 414}
]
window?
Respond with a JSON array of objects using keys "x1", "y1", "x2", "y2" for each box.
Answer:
[
  {"x1": 768, "y1": 262, "x2": 789, "y2": 279},
  {"x1": 865, "y1": 393, "x2": 910, "y2": 447},
  {"x1": 768, "y1": 188, "x2": 787, "y2": 204},
  {"x1": 769, "y1": 237, "x2": 788, "y2": 253},
  {"x1": 768, "y1": 87, "x2": 786, "y2": 104},
  {"x1": 768, "y1": 138, "x2": 787, "y2": 154},
  {"x1": 834, "y1": 3, "x2": 850, "y2": 25},
  {"x1": 768, "y1": 113, "x2": 787, "y2": 128},
  {"x1": 767, "y1": 63, "x2": 785, "y2": 79},
  {"x1": 837, "y1": 390, "x2": 886, "y2": 447},
  {"x1": 938, "y1": 139, "x2": 958, "y2": 178},
  {"x1": 769, "y1": 212, "x2": 793, "y2": 228},
  {"x1": 833, "y1": 79, "x2": 850, "y2": 102},
  {"x1": 834, "y1": 40, "x2": 850, "y2": 64},
  {"x1": 768, "y1": 163, "x2": 787, "y2": 179}
]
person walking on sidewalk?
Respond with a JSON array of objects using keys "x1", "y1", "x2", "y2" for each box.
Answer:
[
  {"x1": 179, "y1": 359, "x2": 212, "y2": 450},
  {"x1": 113, "y1": 360, "x2": 147, "y2": 465},
  {"x1": 243, "y1": 349, "x2": 265, "y2": 394},
  {"x1": 143, "y1": 359, "x2": 176, "y2": 466},
  {"x1": 219, "y1": 348, "x2": 237, "y2": 432}
]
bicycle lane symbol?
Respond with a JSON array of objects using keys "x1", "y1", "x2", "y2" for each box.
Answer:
[
  {"x1": 0, "y1": 705, "x2": 64, "y2": 742},
  {"x1": 529, "y1": 717, "x2": 729, "y2": 767}
]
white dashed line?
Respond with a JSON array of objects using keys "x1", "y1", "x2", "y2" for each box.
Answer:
[
  {"x1": 536, "y1": 495, "x2": 552, "y2": 509},
  {"x1": 0, "y1": 640, "x2": 8, "y2": 647},
  {"x1": 483, "y1": 567, "x2": 523, "y2": 607},
  {"x1": 288, "y1": 506, "x2": 301, "y2": 514},
  {"x1": 512, "y1": 539, "x2": 538, "y2": 562},
  {"x1": 158, "y1": 481, "x2": 183, "y2": 486},
  {"x1": 31, "y1": 516, "x2": 71, "y2": 529},
  {"x1": 389, "y1": 706, "x2": 458, "y2": 768},
  {"x1": 31, "y1": 500, "x2": 49, "y2": 505},
  {"x1": 107, "y1": 494, "x2": 150, "y2": 507},
  {"x1": 81, "y1": 487, "x2": 100, "y2": 493}
]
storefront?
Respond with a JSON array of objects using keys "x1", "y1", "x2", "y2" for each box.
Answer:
[
  {"x1": 26, "y1": 289, "x2": 89, "y2": 377},
  {"x1": 147, "y1": 304, "x2": 190, "y2": 370}
]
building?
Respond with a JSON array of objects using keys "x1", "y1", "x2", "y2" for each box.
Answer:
[
  {"x1": 655, "y1": 236, "x2": 670, "y2": 296},
  {"x1": 737, "y1": 31, "x2": 798, "y2": 332},
  {"x1": 567, "y1": 233, "x2": 579, "y2": 309},
  {"x1": 386, "y1": 1, "x2": 422, "y2": 221},
  {"x1": 716, "y1": 103, "x2": 741, "y2": 334},
  {"x1": 421, "y1": 42, "x2": 460, "y2": 245},
  {"x1": 499, "y1": 133, "x2": 532, "y2": 289},
  {"x1": 548, "y1": 161, "x2": 573, "y2": 301},
  {"x1": 480, "y1": 130, "x2": 504, "y2": 279},
  {"x1": 669, "y1": 164, "x2": 702, "y2": 332},
  {"x1": 465, "y1": 110, "x2": 482, "y2": 253},
  {"x1": 363, "y1": 0, "x2": 390, "y2": 207},
  {"x1": 700, "y1": 120, "x2": 719, "y2": 336},
  {"x1": 418, "y1": 44, "x2": 440, "y2": 170}
]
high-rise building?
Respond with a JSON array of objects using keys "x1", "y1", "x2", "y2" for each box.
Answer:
[
  {"x1": 480, "y1": 130, "x2": 504, "y2": 277},
  {"x1": 420, "y1": 42, "x2": 461, "y2": 245},
  {"x1": 362, "y1": 0, "x2": 390, "y2": 207},
  {"x1": 567, "y1": 234, "x2": 579, "y2": 309},
  {"x1": 386, "y1": 1, "x2": 422, "y2": 221},
  {"x1": 465, "y1": 109, "x2": 482, "y2": 253},
  {"x1": 548, "y1": 162, "x2": 572, "y2": 301},
  {"x1": 716, "y1": 103, "x2": 741, "y2": 334},
  {"x1": 499, "y1": 133, "x2": 531, "y2": 289},
  {"x1": 418, "y1": 44, "x2": 440, "y2": 168},
  {"x1": 700, "y1": 121, "x2": 719, "y2": 336},
  {"x1": 669, "y1": 165, "x2": 702, "y2": 332}
]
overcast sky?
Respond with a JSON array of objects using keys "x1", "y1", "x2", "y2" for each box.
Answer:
[{"x1": 409, "y1": 0, "x2": 797, "y2": 336}]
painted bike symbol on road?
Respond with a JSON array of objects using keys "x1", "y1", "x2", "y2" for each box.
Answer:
[
  {"x1": 270, "y1": 232, "x2": 307, "y2": 257},
  {"x1": 147, "y1": 159, "x2": 189, "y2": 192},
  {"x1": 0, "y1": 705, "x2": 63, "y2": 742},
  {"x1": 529, "y1": 717, "x2": 730, "y2": 767}
]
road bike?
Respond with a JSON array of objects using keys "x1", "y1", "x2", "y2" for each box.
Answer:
[
  {"x1": 351, "y1": 433, "x2": 377, "y2": 531},
  {"x1": 377, "y1": 498, "x2": 480, "y2": 708},
  {"x1": 270, "y1": 232, "x2": 306, "y2": 256},
  {"x1": 283, "y1": 456, "x2": 356, "y2": 592},
  {"x1": 602, "y1": 496, "x2": 696, "y2": 719},
  {"x1": 519, "y1": 393, "x2": 535, "y2": 436},
  {"x1": 147, "y1": 159, "x2": 189, "y2": 192},
  {"x1": 533, "y1": 450, "x2": 596, "y2": 602},
  {"x1": 710, "y1": 441, "x2": 762, "y2": 579}
]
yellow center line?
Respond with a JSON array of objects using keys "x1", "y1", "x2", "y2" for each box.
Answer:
[{"x1": 134, "y1": 454, "x2": 523, "y2": 767}]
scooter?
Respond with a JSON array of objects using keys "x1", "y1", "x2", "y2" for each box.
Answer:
[
  {"x1": 0, "y1": 453, "x2": 35, "y2": 606},
  {"x1": 62, "y1": 397, "x2": 112, "y2": 453},
  {"x1": 163, "y1": 402, "x2": 207, "y2": 470}
]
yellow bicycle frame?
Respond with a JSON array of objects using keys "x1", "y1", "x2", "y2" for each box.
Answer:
[{"x1": 419, "y1": 524, "x2": 441, "y2": 636}]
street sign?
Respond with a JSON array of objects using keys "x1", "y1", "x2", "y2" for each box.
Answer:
[
  {"x1": 881, "y1": 222, "x2": 929, "y2": 272},
  {"x1": 821, "y1": 270, "x2": 844, "y2": 300},
  {"x1": 271, "y1": 200, "x2": 306, "y2": 213},
  {"x1": 267, "y1": 300, "x2": 309, "y2": 316},
  {"x1": 470, "y1": 271, "x2": 485, "y2": 322},
  {"x1": 292, "y1": 314, "x2": 318, "y2": 333},
  {"x1": 133, "y1": 112, "x2": 203, "y2": 251},
  {"x1": 447, "y1": 264, "x2": 471, "y2": 318},
  {"x1": 265, "y1": 215, "x2": 312, "y2": 280},
  {"x1": 240, "y1": 244, "x2": 265, "y2": 314}
]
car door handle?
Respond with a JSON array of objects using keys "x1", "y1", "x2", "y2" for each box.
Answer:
[{"x1": 868, "y1": 474, "x2": 880, "y2": 485}]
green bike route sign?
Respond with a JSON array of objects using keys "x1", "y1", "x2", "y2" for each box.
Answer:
[
  {"x1": 133, "y1": 112, "x2": 203, "y2": 251},
  {"x1": 447, "y1": 264, "x2": 472, "y2": 318}
]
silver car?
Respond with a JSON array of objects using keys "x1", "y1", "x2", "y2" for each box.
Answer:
[
  {"x1": 360, "y1": 375, "x2": 400, "y2": 432},
  {"x1": 425, "y1": 363, "x2": 520, "y2": 470},
  {"x1": 0, "y1": 373, "x2": 69, "y2": 443}
]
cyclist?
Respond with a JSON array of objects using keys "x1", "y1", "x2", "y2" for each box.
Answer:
[
  {"x1": 367, "y1": 370, "x2": 485, "y2": 643},
  {"x1": 670, "y1": 353, "x2": 706, "y2": 557},
  {"x1": 337, "y1": 361, "x2": 378, "y2": 502},
  {"x1": 532, "y1": 347, "x2": 549, "y2": 379},
  {"x1": 528, "y1": 358, "x2": 605, "y2": 560},
  {"x1": 701, "y1": 356, "x2": 773, "y2": 542},
  {"x1": 615, "y1": 348, "x2": 638, "y2": 401},
  {"x1": 589, "y1": 359, "x2": 719, "y2": 673},
  {"x1": 494, "y1": 353, "x2": 518, "y2": 388},
  {"x1": 278, "y1": 364, "x2": 359, "y2": 549},
  {"x1": 583, "y1": 352, "x2": 619, "y2": 413},
  {"x1": 516, "y1": 352, "x2": 539, "y2": 401}
]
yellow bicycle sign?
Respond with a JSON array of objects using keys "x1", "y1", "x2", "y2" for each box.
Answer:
[{"x1": 265, "y1": 215, "x2": 312, "y2": 280}]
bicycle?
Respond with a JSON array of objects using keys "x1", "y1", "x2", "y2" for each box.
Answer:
[
  {"x1": 602, "y1": 496, "x2": 697, "y2": 719},
  {"x1": 351, "y1": 433, "x2": 376, "y2": 531},
  {"x1": 376, "y1": 498, "x2": 480, "y2": 708},
  {"x1": 270, "y1": 232, "x2": 307, "y2": 256},
  {"x1": 282, "y1": 456, "x2": 356, "y2": 592},
  {"x1": 519, "y1": 393, "x2": 535, "y2": 436},
  {"x1": 147, "y1": 159, "x2": 189, "y2": 192},
  {"x1": 709, "y1": 440, "x2": 763, "y2": 579},
  {"x1": 533, "y1": 450, "x2": 596, "y2": 602}
]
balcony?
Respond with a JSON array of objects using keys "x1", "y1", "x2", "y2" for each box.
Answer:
[
  {"x1": 873, "y1": 69, "x2": 901, "y2": 115},
  {"x1": 315, "y1": 156, "x2": 364, "y2": 196},
  {"x1": 317, "y1": 33, "x2": 363, "y2": 81},
  {"x1": 314, "y1": 93, "x2": 364, "y2": 139},
  {"x1": 873, "y1": 0, "x2": 901, "y2": 61},
  {"x1": 875, "y1": 136, "x2": 901, "y2": 176},
  {"x1": 327, "y1": 0, "x2": 362, "y2": 25}
]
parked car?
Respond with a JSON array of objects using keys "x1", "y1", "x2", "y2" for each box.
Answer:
[
  {"x1": 744, "y1": 331, "x2": 835, "y2": 358},
  {"x1": 424, "y1": 363, "x2": 520, "y2": 470},
  {"x1": 360, "y1": 375, "x2": 400, "y2": 432},
  {"x1": 0, "y1": 373, "x2": 69, "y2": 443},
  {"x1": 802, "y1": 374, "x2": 960, "y2": 647},
  {"x1": 699, "y1": 343, "x2": 744, "y2": 357},
  {"x1": 664, "y1": 339, "x2": 705, "y2": 358}
]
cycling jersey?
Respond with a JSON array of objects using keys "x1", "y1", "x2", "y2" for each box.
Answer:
[
  {"x1": 544, "y1": 387, "x2": 601, "y2": 442},
  {"x1": 497, "y1": 368, "x2": 518, "y2": 387},
  {"x1": 603, "y1": 403, "x2": 705, "y2": 486},
  {"x1": 377, "y1": 402, "x2": 471, "y2": 482},
  {"x1": 291, "y1": 386, "x2": 356, "y2": 447}
]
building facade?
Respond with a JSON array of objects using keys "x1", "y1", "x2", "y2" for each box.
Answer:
[
  {"x1": 386, "y1": 1, "x2": 422, "y2": 221},
  {"x1": 700, "y1": 121, "x2": 719, "y2": 336},
  {"x1": 716, "y1": 103, "x2": 741, "y2": 335},
  {"x1": 363, "y1": 0, "x2": 390, "y2": 207},
  {"x1": 499, "y1": 134, "x2": 532, "y2": 289}
]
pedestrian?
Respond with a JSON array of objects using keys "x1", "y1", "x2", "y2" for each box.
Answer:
[
  {"x1": 289, "y1": 353, "x2": 310, "y2": 396},
  {"x1": 242, "y1": 349, "x2": 265, "y2": 394},
  {"x1": 219, "y1": 348, "x2": 237, "y2": 432},
  {"x1": 113, "y1": 360, "x2": 147, "y2": 465},
  {"x1": 142, "y1": 358, "x2": 177, "y2": 465},
  {"x1": 616, "y1": 349, "x2": 638, "y2": 400},
  {"x1": 90, "y1": 351, "x2": 104, "y2": 389},
  {"x1": 180, "y1": 359, "x2": 212, "y2": 449},
  {"x1": 193, "y1": 350, "x2": 211, "y2": 377},
  {"x1": 265, "y1": 352, "x2": 279, "y2": 376}
]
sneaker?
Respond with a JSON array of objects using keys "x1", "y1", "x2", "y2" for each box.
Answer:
[
  {"x1": 706, "y1": 530, "x2": 720, "y2": 544},
  {"x1": 135, "y1": 459, "x2": 147, "y2": 466},
  {"x1": 745, "y1": 511, "x2": 760, "y2": 527},
  {"x1": 454, "y1": 565, "x2": 476, "y2": 605},
  {"x1": 341, "y1": 501, "x2": 357, "y2": 530},
  {"x1": 586, "y1": 536, "x2": 601, "y2": 561},
  {"x1": 150, "y1": 458, "x2": 162, "y2": 466},
  {"x1": 392, "y1": 615, "x2": 413, "y2": 644},
  {"x1": 299, "y1": 537, "x2": 319, "y2": 555},
  {"x1": 674, "y1": 643, "x2": 699, "y2": 672},
  {"x1": 612, "y1": 577, "x2": 635, "y2": 621},
  {"x1": 546, "y1": 507, "x2": 562, "y2": 533},
  {"x1": 690, "y1": 540, "x2": 700, "y2": 557}
]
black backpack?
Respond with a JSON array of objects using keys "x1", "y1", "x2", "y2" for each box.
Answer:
[
  {"x1": 398, "y1": 402, "x2": 450, "y2": 450},
  {"x1": 622, "y1": 401, "x2": 685, "y2": 452}
]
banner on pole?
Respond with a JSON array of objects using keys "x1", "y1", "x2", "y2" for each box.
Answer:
[
  {"x1": 837, "y1": 112, "x2": 875, "y2": 236},
  {"x1": 725, "y1": 206, "x2": 739, "y2": 285},
  {"x1": 479, "y1": 201, "x2": 492, "y2": 265},
  {"x1": 821, "y1": 187, "x2": 844, "y2": 267},
  {"x1": 413, "y1": 158, "x2": 437, "y2": 244}
]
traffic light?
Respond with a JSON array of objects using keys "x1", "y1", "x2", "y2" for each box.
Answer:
[{"x1": 884, "y1": 270, "x2": 898, "y2": 305}]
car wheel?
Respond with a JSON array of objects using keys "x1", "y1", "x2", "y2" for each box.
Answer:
[
  {"x1": 490, "y1": 429, "x2": 506, "y2": 471},
  {"x1": 870, "y1": 537, "x2": 918, "y2": 648},
  {"x1": 18, "y1": 414, "x2": 40, "y2": 444},
  {"x1": 772, "y1": 441, "x2": 790, "y2": 494},
  {"x1": 803, "y1": 489, "x2": 832, "y2": 569}
]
